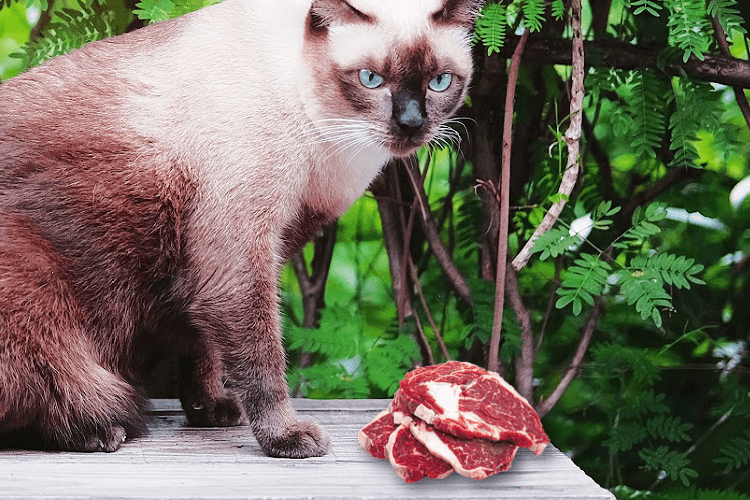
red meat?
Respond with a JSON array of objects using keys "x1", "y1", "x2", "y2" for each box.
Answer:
[
  {"x1": 396, "y1": 361, "x2": 549, "y2": 455},
  {"x1": 384, "y1": 415, "x2": 454, "y2": 483}
]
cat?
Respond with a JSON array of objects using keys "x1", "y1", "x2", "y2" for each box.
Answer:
[{"x1": 0, "y1": 0, "x2": 482, "y2": 457}]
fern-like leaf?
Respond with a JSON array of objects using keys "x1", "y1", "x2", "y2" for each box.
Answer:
[
  {"x1": 365, "y1": 333, "x2": 420, "y2": 396},
  {"x1": 520, "y1": 0, "x2": 545, "y2": 32},
  {"x1": 475, "y1": 2, "x2": 507, "y2": 56},
  {"x1": 615, "y1": 269, "x2": 673, "y2": 327},
  {"x1": 665, "y1": 0, "x2": 712, "y2": 62},
  {"x1": 556, "y1": 253, "x2": 612, "y2": 316},
  {"x1": 12, "y1": 0, "x2": 131, "y2": 68},
  {"x1": 615, "y1": 203, "x2": 667, "y2": 248},
  {"x1": 603, "y1": 421, "x2": 648, "y2": 453},
  {"x1": 630, "y1": 0, "x2": 663, "y2": 16},
  {"x1": 708, "y1": 0, "x2": 747, "y2": 37},
  {"x1": 627, "y1": 71, "x2": 668, "y2": 158},
  {"x1": 639, "y1": 446, "x2": 698, "y2": 486},
  {"x1": 551, "y1": 0, "x2": 565, "y2": 20},
  {"x1": 631, "y1": 252, "x2": 705, "y2": 290},
  {"x1": 646, "y1": 414, "x2": 693, "y2": 442},
  {"x1": 134, "y1": 0, "x2": 217, "y2": 23},
  {"x1": 714, "y1": 428, "x2": 750, "y2": 472},
  {"x1": 133, "y1": 0, "x2": 177, "y2": 22},
  {"x1": 530, "y1": 226, "x2": 583, "y2": 260}
]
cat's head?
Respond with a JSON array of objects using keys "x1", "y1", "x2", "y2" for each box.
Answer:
[{"x1": 302, "y1": 0, "x2": 483, "y2": 158}]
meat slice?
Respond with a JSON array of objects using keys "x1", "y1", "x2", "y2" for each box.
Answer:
[
  {"x1": 396, "y1": 361, "x2": 550, "y2": 455},
  {"x1": 385, "y1": 415, "x2": 453, "y2": 483},
  {"x1": 359, "y1": 410, "x2": 396, "y2": 460},
  {"x1": 408, "y1": 417, "x2": 518, "y2": 480}
]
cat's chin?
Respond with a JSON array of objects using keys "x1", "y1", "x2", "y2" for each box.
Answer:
[{"x1": 387, "y1": 140, "x2": 426, "y2": 158}]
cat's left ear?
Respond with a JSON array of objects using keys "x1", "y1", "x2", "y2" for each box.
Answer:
[
  {"x1": 432, "y1": 0, "x2": 485, "y2": 29},
  {"x1": 309, "y1": 0, "x2": 372, "y2": 31}
]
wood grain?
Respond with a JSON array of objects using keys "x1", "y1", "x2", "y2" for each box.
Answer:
[{"x1": 0, "y1": 399, "x2": 615, "y2": 499}]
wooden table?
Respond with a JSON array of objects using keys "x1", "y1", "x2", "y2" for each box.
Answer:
[{"x1": 1, "y1": 399, "x2": 614, "y2": 499}]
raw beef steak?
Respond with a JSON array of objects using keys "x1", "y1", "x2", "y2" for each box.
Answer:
[
  {"x1": 408, "y1": 417, "x2": 518, "y2": 480},
  {"x1": 385, "y1": 415, "x2": 454, "y2": 483},
  {"x1": 359, "y1": 410, "x2": 396, "y2": 460},
  {"x1": 396, "y1": 361, "x2": 549, "y2": 454}
]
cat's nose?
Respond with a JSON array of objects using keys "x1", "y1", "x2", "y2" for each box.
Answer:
[{"x1": 393, "y1": 91, "x2": 425, "y2": 136}]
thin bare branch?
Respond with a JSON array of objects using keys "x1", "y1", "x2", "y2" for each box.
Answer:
[
  {"x1": 709, "y1": 8, "x2": 750, "y2": 132},
  {"x1": 512, "y1": 0, "x2": 585, "y2": 272},
  {"x1": 371, "y1": 166, "x2": 415, "y2": 322},
  {"x1": 536, "y1": 296, "x2": 603, "y2": 419},
  {"x1": 413, "y1": 312, "x2": 435, "y2": 366},
  {"x1": 506, "y1": 266, "x2": 534, "y2": 401},
  {"x1": 409, "y1": 258, "x2": 451, "y2": 362},
  {"x1": 487, "y1": 29, "x2": 530, "y2": 373},
  {"x1": 291, "y1": 222, "x2": 338, "y2": 328},
  {"x1": 403, "y1": 158, "x2": 474, "y2": 307}
]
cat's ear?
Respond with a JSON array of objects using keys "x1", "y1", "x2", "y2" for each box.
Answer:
[
  {"x1": 432, "y1": 0, "x2": 485, "y2": 29},
  {"x1": 309, "y1": 0, "x2": 372, "y2": 31}
]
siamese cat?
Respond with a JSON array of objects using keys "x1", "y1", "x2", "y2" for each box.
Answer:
[{"x1": 0, "y1": 0, "x2": 482, "y2": 457}]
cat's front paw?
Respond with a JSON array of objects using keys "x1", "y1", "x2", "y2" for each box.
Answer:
[
  {"x1": 257, "y1": 420, "x2": 330, "y2": 458},
  {"x1": 60, "y1": 425, "x2": 127, "y2": 452},
  {"x1": 183, "y1": 396, "x2": 246, "y2": 427}
]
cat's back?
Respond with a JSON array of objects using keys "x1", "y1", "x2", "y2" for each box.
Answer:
[{"x1": 0, "y1": 0, "x2": 312, "y2": 141}]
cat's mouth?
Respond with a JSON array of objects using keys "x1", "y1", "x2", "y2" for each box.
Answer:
[{"x1": 387, "y1": 133, "x2": 431, "y2": 158}]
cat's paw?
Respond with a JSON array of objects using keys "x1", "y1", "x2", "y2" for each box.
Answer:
[
  {"x1": 63, "y1": 425, "x2": 127, "y2": 452},
  {"x1": 183, "y1": 396, "x2": 246, "y2": 427},
  {"x1": 257, "y1": 420, "x2": 330, "y2": 459}
]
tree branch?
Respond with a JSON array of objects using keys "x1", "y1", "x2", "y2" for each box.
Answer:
[
  {"x1": 513, "y1": 1, "x2": 585, "y2": 272},
  {"x1": 709, "y1": 9, "x2": 750, "y2": 131},
  {"x1": 506, "y1": 266, "x2": 535, "y2": 401},
  {"x1": 371, "y1": 166, "x2": 415, "y2": 323},
  {"x1": 403, "y1": 157, "x2": 474, "y2": 308},
  {"x1": 495, "y1": 35, "x2": 750, "y2": 89},
  {"x1": 536, "y1": 296, "x2": 603, "y2": 419},
  {"x1": 487, "y1": 28, "x2": 529, "y2": 373},
  {"x1": 291, "y1": 222, "x2": 338, "y2": 329}
]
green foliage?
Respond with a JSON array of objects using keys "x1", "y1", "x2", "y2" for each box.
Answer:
[
  {"x1": 11, "y1": 0, "x2": 131, "y2": 68},
  {"x1": 614, "y1": 487, "x2": 750, "y2": 500},
  {"x1": 714, "y1": 428, "x2": 750, "y2": 472},
  {"x1": 556, "y1": 253, "x2": 611, "y2": 315},
  {"x1": 708, "y1": 0, "x2": 748, "y2": 37},
  {"x1": 475, "y1": 2, "x2": 507, "y2": 55},
  {"x1": 134, "y1": 0, "x2": 217, "y2": 23},
  {"x1": 530, "y1": 201, "x2": 703, "y2": 328},
  {"x1": 551, "y1": 0, "x2": 565, "y2": 21},
  {"x1": 627, "y1": 71, "x2": 669, "y2": 158},
  {"x1": 593, "y1": 344, "x2": 698, "y2": 487},
  {"x1": 629, "y1": 0, "x2": 664, "y2": 17},
  {"x1": 519, "y1": 0, "x2": 545, "y2": 32},
  {"x1": 665, "y1": 0, "x2": 712, "y2": 62},
  {"x1": 640, "y1": 446, "x2": 699, "y2": 487}
]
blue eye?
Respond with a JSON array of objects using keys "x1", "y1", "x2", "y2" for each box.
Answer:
[
  {"x1": 359, "y1": 69, "x2": 384, "y2": 89},
  {"x1": 428, "y1": 73, "x2": 452, "y2": 92}
]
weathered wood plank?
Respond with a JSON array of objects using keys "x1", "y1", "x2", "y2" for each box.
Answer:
[{"x1": 0, "y1": 399, "x2": 615, "y2": 500}]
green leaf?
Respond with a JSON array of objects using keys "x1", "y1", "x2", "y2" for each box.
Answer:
[
  {"x1": 630, "y1": 0, "x2": 663, "y2": 16},
  {"x1": 714, "y1": 429, "x2": 750, "y2": 472},
  {"x1": 475, "y1": 3, "x2": 507, "y2": 55},
  {"x1": 520, "y1": 0, "x2": 545, "y2": 32},
  {"x1": 645, "y1": 414, "x2": 693, "y2": 442},
  {"x1": 639, "y1": 446, "x2": 698, "y2": 487}
]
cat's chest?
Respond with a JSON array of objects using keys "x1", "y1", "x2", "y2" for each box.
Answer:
[{"x1": 305, "y1": 142, "x2": 391, "y2": 217}]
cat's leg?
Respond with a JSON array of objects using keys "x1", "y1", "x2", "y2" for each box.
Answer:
[
  {"x1": 178, "y1": 337, "x2": 247, "y2": 427},
  {"x1": 0, "y1": 215, "x2": 147, "y2": 452},
  {"x1": 188, "y1": 239, "x2": 330, "y2": 458}
]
